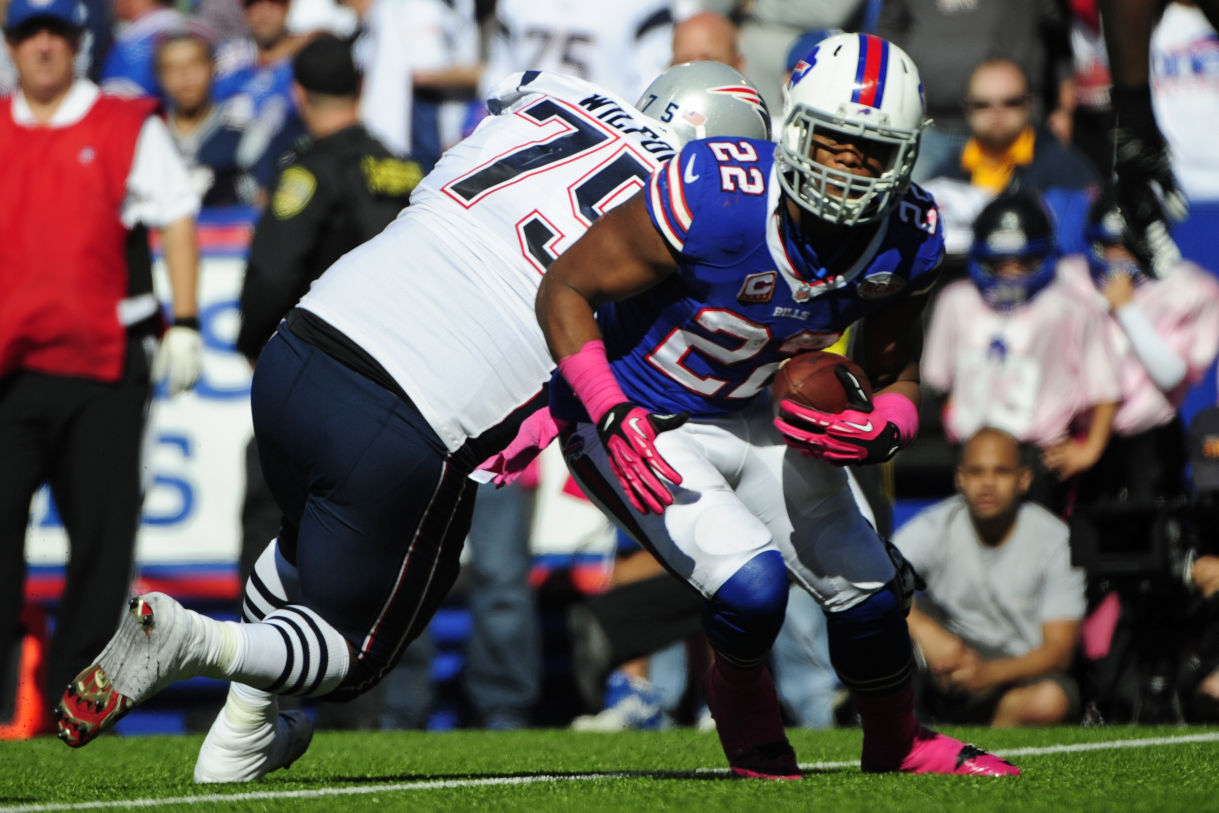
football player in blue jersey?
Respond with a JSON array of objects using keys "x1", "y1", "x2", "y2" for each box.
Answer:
[{"x1": 536, "y1": 32, "x2": 1021, "y2": 779}]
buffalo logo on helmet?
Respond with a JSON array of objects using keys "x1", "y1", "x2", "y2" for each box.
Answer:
[{"x1": 789, "y1": 59, "x2": 813, "y2": 87}]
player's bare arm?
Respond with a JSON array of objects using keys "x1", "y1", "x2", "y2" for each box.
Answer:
[
  {"x1": 537, "y1": 192, "x2": 676, "y2": 360},
  {"x1": 537, "y1": 191, "x2": 687, "y2": 514}
]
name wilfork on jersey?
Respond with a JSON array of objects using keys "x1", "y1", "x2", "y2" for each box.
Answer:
[{"x1": 578, "y1": 94, "x2": 676, "y2": 160}]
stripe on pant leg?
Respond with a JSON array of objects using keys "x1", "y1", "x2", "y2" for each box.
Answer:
[{"x1": 352, "y1": 460, "x2": 473, "y2": 692}]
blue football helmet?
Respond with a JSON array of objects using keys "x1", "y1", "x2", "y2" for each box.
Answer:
[{"x1": 968, "y1": 193, "x2": 1058, "y2": 311}]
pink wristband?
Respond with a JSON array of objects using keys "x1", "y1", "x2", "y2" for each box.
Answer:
[
  {"x1": 558, "y1": 340, "x2": 628, "y2": 425},
  {"x1": 874, "y1": 392, "x2": 919, "y2": 445}
]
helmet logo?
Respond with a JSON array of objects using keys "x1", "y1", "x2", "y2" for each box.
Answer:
[
  {"x1": 986, "y1": 224, "x2": 1029, "y2": 254},
  {"x1": 709, "y1": 85, "x2": 768, "y2": 119},
  {"x1": 789, "y1": 59, "x2": 813, "y2": 88}
]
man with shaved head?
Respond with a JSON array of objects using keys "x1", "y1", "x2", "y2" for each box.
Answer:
[
  {"x1": 671, "y1": 11, "x2": 743, "y2": 70},
  {"x1": 893, "y1": 428, "x2": 1087, "y2": 726}
]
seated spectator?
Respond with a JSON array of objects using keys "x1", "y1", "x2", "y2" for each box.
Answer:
[
  {"x1": 1059, "y1": 191, "x2": 1219, "y2": 505},
  {"x1": 213, "y1": 0, "x2": 304, "y2": 200},
  {"x1": 920, "y1": 57, "x2": 1099, "y2": 257},
  {"x1": 921, "y1": 192, "x2": 1121, "y2": 512},
  {"x1": 99, "y1": 0, "x2": 184, "y2": 99},
  {"x1": 894, "y1": 427, "x2": 1087, "y2": 727},
  {"x1": 155, "y1": 26, "x2": 252, "y2": 207}
]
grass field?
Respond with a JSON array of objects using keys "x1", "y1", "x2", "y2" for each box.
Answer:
[{"x1": 2, "y1": 725, "x2": 1218, "y2": 812}]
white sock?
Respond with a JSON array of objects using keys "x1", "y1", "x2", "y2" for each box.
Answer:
[
  {"x1": 225, "y1": 605, "x2": 351, "y2": 697},
  {"x1": 185, "y1": 610, "x2": 242, "y2": 680},
  {"x1": 222, "y1": 682, "x2": 278, "y2": 727}
]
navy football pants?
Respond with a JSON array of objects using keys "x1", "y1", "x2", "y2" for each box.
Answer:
[{"x1": 251, "y1": 326, "x2": 476, "y2": 698}]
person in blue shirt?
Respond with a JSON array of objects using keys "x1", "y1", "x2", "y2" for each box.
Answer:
[
  {"x1": 98, "y1": 0, "x2": 183, "y2": 100},
  {"x1": 537, "y1": 32, "x2": 1019, "y2": 780},
  {"x1": 212, "y1": 0, "x2": 303, "y2": 198}
]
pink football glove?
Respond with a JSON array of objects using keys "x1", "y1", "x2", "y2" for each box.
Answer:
[
  {"x1": 596, "y1": 403, "x2": 688, "y2": 514},
  {"x1": 774, "y1": 391, "x2": 918, "y2": 465},
  {"x1": 477, "y1": 407, "x2": 566, "y2": 487}
]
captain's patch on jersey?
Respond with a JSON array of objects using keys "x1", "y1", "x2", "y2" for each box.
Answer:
[{"x1": 272, "y1": 167, "x2": 317, "y2": 219}]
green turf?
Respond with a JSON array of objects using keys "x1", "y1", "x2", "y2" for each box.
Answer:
[{"x1": 2, "y1": 725, "x2": 1217, "y2": 812}]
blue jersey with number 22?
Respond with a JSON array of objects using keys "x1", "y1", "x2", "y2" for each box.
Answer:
[{"x1": 552, "y1": 136, "x2": 945, "y2": 420}]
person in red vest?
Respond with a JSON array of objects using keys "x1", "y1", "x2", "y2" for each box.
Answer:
[{"x1": 0, "y1": 0, "x2": 201, "y2": 732}]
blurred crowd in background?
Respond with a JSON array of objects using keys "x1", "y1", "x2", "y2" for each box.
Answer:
[{"x1": 4, "y1": 0, "x2": 1219, "y2": 737}]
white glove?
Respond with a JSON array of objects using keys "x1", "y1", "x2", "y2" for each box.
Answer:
[{"x1": 152, "y1": 325, "x2": 203, "y2": 396}]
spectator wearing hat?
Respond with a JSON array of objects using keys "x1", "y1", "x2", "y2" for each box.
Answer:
[
  {"x1": 0, "y1": 0, "x2": 201, "y2": 731},
  {"x1": 154, "y1": 25, "x2": 251, "y2": 207}
]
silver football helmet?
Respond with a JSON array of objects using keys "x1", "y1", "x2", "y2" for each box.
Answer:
[
  {"x1": 635, "y1": 61, "x2": 771, "y2": 146},
  {"x1": 776, "y1": 32, "x2": 928, "y2": 226}
]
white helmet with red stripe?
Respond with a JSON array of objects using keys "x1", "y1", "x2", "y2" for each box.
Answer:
[
  {"x1": 636, "y1": 61, "x2": 771, "y2": 146},
  {"x1": 776, "y1": 32, "x2": 927, "y2": 225}
]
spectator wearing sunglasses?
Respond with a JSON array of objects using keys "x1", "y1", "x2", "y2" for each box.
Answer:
[
  {"x1": 919, "y1": 57, "x2": 1100, "y2": 258},
  {"x1": 925, "y1": 57, "x2": 1099, "y2": 197}
]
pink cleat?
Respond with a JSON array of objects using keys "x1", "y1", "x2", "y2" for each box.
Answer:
[
  {"x1": 888, "y1": 727, "x2": 1021, "y2": 776},
  {"x1": 704, "y1": 662, "x2": 801, "y2": 780}
]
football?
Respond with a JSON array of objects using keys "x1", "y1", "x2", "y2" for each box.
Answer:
[{"x1": 771, "y1": 351, "x2": 873, "y2": 414}]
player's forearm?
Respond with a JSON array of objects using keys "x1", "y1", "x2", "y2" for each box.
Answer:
[
  {"x1": 161, "y1": 216, "x2": 200, "y2": 320},
  {"x1": 856, "y1": 293, "x2": 926, "y2": 400},
  {"x1": 876, "y1": 376, "x2": 921, "y2": 411}
]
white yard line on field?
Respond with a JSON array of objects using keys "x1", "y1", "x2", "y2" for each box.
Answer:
[{"x1": 4, "y1": 730, "x2": 1219, "y2": 812}]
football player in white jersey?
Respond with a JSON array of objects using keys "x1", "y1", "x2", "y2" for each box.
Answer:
[
  {"x1": 481, "y1": 0, "x2": 673, "y2": 103},
  {"x1": 54, "y1": 63, "x2": 772, "y2": 779},
  {"x1": 535, "y1": 33, "x2": 1020, "y2": 778}
]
